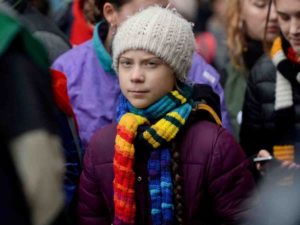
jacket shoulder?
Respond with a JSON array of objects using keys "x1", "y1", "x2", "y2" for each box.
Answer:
[
  {"x1": 189, "y1": 53, "x2": 220, "y2": 86},
  {"x1": 52, "y1": 40, "x2": 93, "y2": 67},
  {"x1": 180, "y1": 119, "x2": 246, "y2": 163},
  {"x1": 179, "y1": 121, "x2": 228, "y2": 163},
  {"x1": 87, "y1": 123, "x2": 117, "y2": 165},
  {"x1": 250, "y1": 55, "x2": 276, "y2": 84}
]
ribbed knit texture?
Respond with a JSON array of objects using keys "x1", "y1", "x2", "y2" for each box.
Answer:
[
  {"x1": 114, "y1": 87, "x2": 193, "y2": 225},
  {"x1": 112, "y1": 6, "x2": 195, "y2": 82},
  {"x1": 148, "y1": 148, "x2": 173, "y2": 225},
  {"x1": 271, "y1": 37, "x2": 293, "y2": 110}
]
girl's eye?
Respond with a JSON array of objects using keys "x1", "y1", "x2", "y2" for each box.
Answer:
[
  {"x1": 253, "y1": 0, "x2": 267, "y2": 8},
  {"x1": 146, "y1": 61, "x2": 157, "y2": 67},
  {"x1": 279, "y1": 13, "x2": 290, "y2": 21},
  {"x1": 145, "y1": 59, "x2": 161, "y2": 68},
  {"x1": 119, "y1": 60, "x2": 132, "y2": 68}
]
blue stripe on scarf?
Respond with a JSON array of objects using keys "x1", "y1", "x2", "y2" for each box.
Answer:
[{"x1": 148, "y1": 148, "x2": 174, "y2": 225}]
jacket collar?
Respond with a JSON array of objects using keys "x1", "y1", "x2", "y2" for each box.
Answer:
[{"x1": 93, "y1": 20, "x2": 116, "y2": 75}]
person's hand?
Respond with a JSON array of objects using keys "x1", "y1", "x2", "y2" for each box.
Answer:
[
  {"x1": 256, "y1": 149, "x2": 300, "y2": 175},
  {"x1": 256, "y1": 149, "x2": 272, "y2": 174},
  {"x1": 280, "y1": 160, "x2": 300, "y2": 170}
]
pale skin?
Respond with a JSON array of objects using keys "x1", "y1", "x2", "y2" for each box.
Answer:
[
  {"x1": 118, "y1": 50, "x2": 176, "y2": 109},
  {"x1": 241, "y1": 0, "x2": 279, "y2": 43},
  {"x1": 275, "y1": 0, "x2": 300, "y2": 55}
]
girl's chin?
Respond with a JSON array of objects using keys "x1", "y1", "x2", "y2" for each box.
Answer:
[{"x1": 129, "y1": 99, "x2": 152, "y2": 109}]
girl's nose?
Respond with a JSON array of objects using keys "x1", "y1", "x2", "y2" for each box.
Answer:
[
  {"x1": 269, "y1": 2, "x2": 277, "y2": 21},
  {"x1": 290, "y1": 17, "x2": 300, "y2": 35},
  {"x1": 130, "y1": 66, "x2": 145, "y2": 82}
]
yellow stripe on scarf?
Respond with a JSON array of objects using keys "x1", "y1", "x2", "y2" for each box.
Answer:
[
  {"x1": 171, "y1": 90, "x2": 187, "y2": 104},
  {"x1": 273, "y1": 145, "x2": 295, "y2": 162},
  {"x1": 119, "y1": 113, "x2": 148, "y2": 132},
  {"x1": 271, "y1": 37, "x2": 282, "y2": 58},
  {"x1": 115, "y1": 136, "x2": 135, "y2": 157},
  {"x1": 143, "y1": 112, "x2": 185, "y2": 148},
  {"x1": 116, "y1": 113, "x2": 148, "y2": 156}
]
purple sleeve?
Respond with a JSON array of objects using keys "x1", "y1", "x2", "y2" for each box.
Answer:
[
  {"x1": 188, "y1": 53, "x2": 232, "y2": 132},
  {"x1": 51, "y1": 53, "x2": 67, "y2": 73},
  {"x1": 207, "y1": 128, "x2": 256, "y2": 224}
]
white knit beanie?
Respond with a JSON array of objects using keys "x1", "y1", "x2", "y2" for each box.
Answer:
[{"x1": 112, "y1": 6, "x2": 195, "y2": 82}]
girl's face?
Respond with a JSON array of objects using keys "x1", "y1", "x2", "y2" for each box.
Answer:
[
  {"x1": 118, "y1": 50, "x2": 175, "y2": 109},
  {"x1": 241, "y1": 0, "x2": 279, "y2": 42},
  {"x1": 275, "y1": 0, "x2": 300, "y2": 54},
  {"x1": 115, "y1": 0, "x2": 169, "y2": 26}
]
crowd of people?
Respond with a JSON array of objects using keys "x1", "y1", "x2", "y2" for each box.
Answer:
[{"x1": 1, "y1": 0, "x2": 300, "y2": 225}]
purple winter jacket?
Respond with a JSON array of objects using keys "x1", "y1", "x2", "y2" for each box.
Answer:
[{"x1": 78, "y1": 120, "x2": 255, "y2": 225}]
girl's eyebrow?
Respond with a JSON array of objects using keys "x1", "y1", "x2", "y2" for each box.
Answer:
[
  {"x1": 119, "y1": 56, "x2": 161, "y2": 61},
  {"x1": 276, "y1": 10, "x2": 289, "y2": 16},
  {"x1": 143, "y1": 57, "x2": 161, "y2": 60},
  {"x1": 140, "y1": 57, "x2": 163, "y2": 64},
  {"x1": 277, "y1": 10, "x2": 300, "y2": 17}
]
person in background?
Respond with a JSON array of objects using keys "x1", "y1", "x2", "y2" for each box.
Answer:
[
  {"x1": 69, "y1": 0, "x2": 93, "y2": 46},
  {"x1": 195, "y1": 0, "x2": 229, "y2": 73},
  {"x1": 222, "y1": 0, "x2": 279, "y2": 140},
  {"x1": 3, "y1": 1, "x2": 83, "y2": 223},
  {"x1": 169, "y1": 0, "x2": 199, "y2": 21},
  {"x1": 78, "y1": 6, "x2": 255, "y2": 225},
  {"x1": 29, "y1": 0, "x2": 49, "y2": 15},
  {"x1": 0, "y1": 3, "x2": 66, "y2": 225},
  {"x1": 193, "y1": 0, "x2": 212, "y2": 33},
  {"x1": 52, "y1": 0, "x2": 232, "y2": 149},
  {"x1": 69, "y1": 0, "x2": 199, "y2": 46},
  {"x1": 3, "y1": 0, "x2": 71, "y2": 63},
  {"x1": 49, "y1": 0, "x2": 73, "y2": 37},
  {"x1": 240, "y1": 0, "x2": 300, "y2": 174}
]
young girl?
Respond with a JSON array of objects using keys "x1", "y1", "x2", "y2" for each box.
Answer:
[{"x1": 78, "y1": 6, "x2": 255, "y2": 225}]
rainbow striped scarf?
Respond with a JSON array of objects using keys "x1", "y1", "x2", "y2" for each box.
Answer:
[{"x1": 114, "y1": 87, "x2": 192, "y2": 225}]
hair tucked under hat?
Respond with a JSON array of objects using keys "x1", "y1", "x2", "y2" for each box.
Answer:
[{"x1": 112, "y1": 5, "x2": 195, "y2": 82}]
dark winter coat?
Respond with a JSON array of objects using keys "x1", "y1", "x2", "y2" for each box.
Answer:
[
  {"x1": 0, "y1": 7, "x2": 68, "y2": 225},
  {"x1": 79, "y1": 119, "x2": 255, "y2": 225},
  {"x1": 4, "y1": 0, "x2": 71, "y2": 63},
  {"x1": 240, "y1": 55, "x2": 300, "y2": 159},
  {"x1": 222, "y1": 39, "x2": 264, "y2": 141}
]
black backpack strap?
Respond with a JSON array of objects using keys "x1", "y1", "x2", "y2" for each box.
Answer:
[{"x1": 190, "y1": 83, "x2": 222, "y2": 126}]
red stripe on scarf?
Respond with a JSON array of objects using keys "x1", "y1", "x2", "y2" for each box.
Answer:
[{"x1": 117, "y1": 124, "x2": 136, "y2": 143}]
